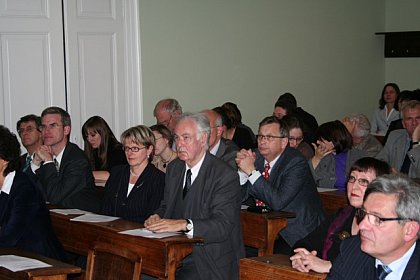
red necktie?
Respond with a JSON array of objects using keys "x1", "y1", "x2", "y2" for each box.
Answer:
[{"x1": 256, "y1": 163, "x2": 270, "y2": 206}]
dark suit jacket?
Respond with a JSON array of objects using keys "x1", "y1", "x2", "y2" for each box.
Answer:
[
  {"x1": 0, "y1": 172, "x2": 66, "y2": 261},
  {"x1": 155, "y1": 153, "x2": 245, "y2": 280},
  {"x1": 215, "y1": 138, "x2": 239, "y2": 169},
  {"x1": 243, "y1": 147, "x2": 325, "y2": 246},
  {"x1": 102, "y1": 163, "x2": 165, "y2": 223},
  {"x1": 34, "y1": 142, "x2": 101, "y2": 212},
  {"x1": 328, "y1": 236, "x2": 420, "y2": 280}
]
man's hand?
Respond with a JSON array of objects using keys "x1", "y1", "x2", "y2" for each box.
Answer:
[
  {"x1": 35, "y1": 145, "x2": 54, "y2": 162},
  {"x1": 236, "y1": 149, "x2": 256, "y2": 175},
  {"x1": 145, "y1": 218, "x2": 187, "y2": 233},
  {"x1": 290, "y1": 248, "x2": 332, "y2": 273},
  {"x1": 144, "y1": 214, "x2": 161, "y2": 227}
]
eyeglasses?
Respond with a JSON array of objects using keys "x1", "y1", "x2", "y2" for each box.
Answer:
[
  {"x1": 288, "y1": 136, "x2": 304, "y2": 143},
  {"x1": 18, "y1": 126, "x2": 38, "y2": 134},
  {"x1": 256, "y1": 134, "x2": 285, "y2": 142},
  {"x1": 355, "y1": 208, "x2": 408, "y2": 227},
  {"x1": 123, "y1": 146, "x2": 147, "y2": 152},
  {"x1": 347, "y1": 175, "x2": 370, "y2": 187},
  {"x1": 157, "y1": 115, "x2": 172, "y2": 127},
  {"x1": 39, "y1": 123, "x2": 63, "y2": 131}
]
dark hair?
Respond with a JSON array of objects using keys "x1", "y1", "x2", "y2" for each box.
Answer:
[
  {"x1": 222, "y1": 102, "x2": 242, "y2": 127},
  {"x1": 258, "y1": 116, "x2": 289, "y2": 138},
  {"x1": 349, "y1": 157, "x2": 391, "y2": 177},
  {"x1": 277, "y1": 92, "x2": 297, "y2": 110},
  {"x1": 282, "y1": 115, "x2": 304, "y2": 131},
  {"x1": 41, "y1": 106, "x2": 71, "y2": 127},
  {"x1": 150, "y1": 124, "x2": 174, "y2": 148},
  {"x1": 82, "y1": 116, "x2": 122, "y2": 170},
  {"x1": 16, "y1": 114, "x2": 41, "y2": 132},
  {"x1": 274, "y1": 99, "x2": 296, "y2": 116},
  {"x1": 212, "y1": 106, "x2": 232, "y2": 129},
  {"x1": 379, "y1": 83, "x2": 400, "y2": 110},
  {"x1": 0, "y1": 125, "x2": 21, "y2": 176},
  {"x1": 316, "y1": 120, "x2": 353, "y2": 154}
]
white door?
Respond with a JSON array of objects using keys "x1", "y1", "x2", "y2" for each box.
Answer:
[{"x1": 0, "y1": 0, "x2": 66, "y2": 130}]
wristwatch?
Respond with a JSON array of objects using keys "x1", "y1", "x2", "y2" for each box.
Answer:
[{"x1": 185, "y1": 219, "x2": 193, "y2": 231}]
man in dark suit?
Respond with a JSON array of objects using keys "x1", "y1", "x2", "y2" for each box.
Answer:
[
  {"x1": 30, "y1": 106, "x2": 101, "y2": 212},
  {"x1": 328, "y1": 174, "x2": 420, "y2": 280},
  {"x1": 236, "y1": 116, "x2": 325, "y2": 252},
  {"x1": 145, "y1": 112, "x2": 244, "y2": 280},
  {"x1": 203, "y1": 109, "x2": 239, "y2": 169},
  {"x1": 16, "y1": 114, "x2": 43, "y2": 171}
]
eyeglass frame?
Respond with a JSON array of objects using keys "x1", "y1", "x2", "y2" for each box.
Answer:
[
  {"x1": 256, "y1": 134, "x2": 287, "y2": 142},
  {"x1": 288, "y1": 136, "x2": 304, "y2": 143},
  {"x1": 157, "y1": 114, "x2": 173, "y2": 127},
  {"x1": 123, "y1": 146, "x2": 147, "y2": 153},
  {"x1": 355, "y1": 208, "x2": 409, "y2": 227},
  {"x1": 18, "y1": 126, "x2": 40, "y2": 134},
  {"x1": 347, "y1": 175, "x2": 370, "y2": 187}
]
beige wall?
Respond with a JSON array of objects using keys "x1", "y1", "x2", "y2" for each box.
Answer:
[{"x1": 139, "y1": 1, "x2": 393, "y2": 132}]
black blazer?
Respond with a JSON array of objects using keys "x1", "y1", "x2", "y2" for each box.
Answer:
[
  {"x1": 328, "y1": 236, "x2": 420, "y2": 280},
  {"x1": 0, "y1": 172, "x2": 66, "y2": 261},
  {"x1": 35, "y1": 142, "x2": 101, "y2": 212},
  {"x1": 215, "y1": 138, "x2": 239, "y2": 170},
  {"x1": 155, "y1": 153, "x2": 245, "y2": 280},
  {"x1": 242, "y1": 147, "x2": 325, "y2": 246},
  {"x1": 102, "y1": 163, "x2": 165, "y2": 223}
]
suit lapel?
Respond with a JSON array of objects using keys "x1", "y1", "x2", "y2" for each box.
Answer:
[{"x1": 401, "y1": 242, "x2": 420, "y2": 280}]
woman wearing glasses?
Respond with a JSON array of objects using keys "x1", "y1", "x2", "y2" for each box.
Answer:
[
  {"x1": 290, "y1": 157, "x2": 390, "y2": 273},
  {"x1": 150, "y1": 124, "x2": 177, "y2": 173},
  {"x1": 102, "y1": 125, "x2": 165, "y2": 223},
  {"x1": 283, "y1": 115, "x2": 314, "y2": 159}
]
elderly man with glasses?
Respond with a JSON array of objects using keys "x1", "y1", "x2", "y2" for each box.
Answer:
[
  {"x1": 236, "y1": 116, "x2": 325, "y2": 255},
  {"x1": 327, "y1": 174, "x2": 420, "y2": 280},
  {"x1": 153, "y1": 98, "x2": 183, "y2": 132}
]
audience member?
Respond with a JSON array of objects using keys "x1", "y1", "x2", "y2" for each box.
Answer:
[
  {"x1": 222, "y1": 102, "x2": 257, "y2": 149},
  {"x1": 342, "y1": 113, "x2": 383, "y2": 157},
  {"x1": 273, "y1": 99, "x2": 295, "y2": 120},
  {"x1": 327, "y1": 174, "x2": 420, "y2": 279},
  {"x1": 370, "y1": 83, "x2": 400, "y2": 136},
  {"x1": 82, "y1": 116, "x2": 127, "y2": 182},
  {"x1": 310, "y1": 120, "x2": 366, "y2": 190},
  {"x1": 150, "y1": 124, "x2": 177, "y2": 173},
  {"x1": 102, "y1": 126, "x2": 165, "y2": 223},
  {"x1": 203, "y1": 109, "x2": 239, "y2": 169},
  {"x1": 236, "y1": 116, "x2": 325, "y2": 253},
  {"x1": 16, "y1": 114, "x2": 42, "y2": 172},
  {"x1": 283, "y1": 115, "x2": 314, "y2": 159},
  {"x1": 153, "y1": 98, "x2": 182, "y2": 132},
  {"x1": 291, "y1": 157, "x2": 390, "y2": 273},
  {"x1": 376, "y1": 100, "x2": 420, "y2": 178},
  {"x1": 30, "y1": 107, "x2": 101, "y2": 212},
  {"x1": 145, "y1": 113, "x2": 244, "y2": 279},
  {"x1": 0, "y1": 125, "x2": 65, "y2": 261}
]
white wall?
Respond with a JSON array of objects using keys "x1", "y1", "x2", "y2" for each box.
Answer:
[{"x1": 139, "y1": 1, "x2": 386, "y2": 131}]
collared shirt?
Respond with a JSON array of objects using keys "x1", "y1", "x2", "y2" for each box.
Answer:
[
  {"x1": 238, "y1": 153, "x2": 281, "y2": 185},
  {"x1": 209, "y1": 139, "x2": 221, "y2": 156},
  {"x1": 0, "y1": 171, "x2": 16, "y2": 194},
  {"x1": 31, "y1": 147, "x2": 65, "y2": 172},
  {"x1": 375, "y1": 242, "x2": 416, "y2": 280}
]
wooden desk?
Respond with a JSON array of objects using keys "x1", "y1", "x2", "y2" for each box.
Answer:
[
  {"x1": 240, "y1": 210, "x2": 295, "y2": 256},
  {"x1": 0, "y1": 248, "x2": 81, "y2": 280},
  {"x1": 49, "y1": 210, "x2": 203, "y2": 280},
  {"x1": 318, "y1": 190, "x2": 347, "y2": 215},
  {"x1": 240, "y1": 254, "x2": 327, "y2": 280}
]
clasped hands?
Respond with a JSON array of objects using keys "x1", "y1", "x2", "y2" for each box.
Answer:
[
  {"x1": 235, "y1": 149, "x2": 256, "y2": 175},
  {"x1": 290, "y1": 248, "x2": 332, "y2": 273},
  {"x1": 32, "y1": 145, "x2": 54, "y2": 166},
  {"x1": 144, "y1": 214, "x2": 187, "y2": 232}
]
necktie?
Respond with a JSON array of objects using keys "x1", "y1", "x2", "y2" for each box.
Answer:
[
  {"x1": 22, "y1": 155, "x2": 32, "y2": 172},
  {"x1": 183, "y1": 169, "x2": 192, "y2": 198},
  {"x1": 53, "y1": 158, "x2": 60, "y2": 173},
  {"x1": 376, "y1": 264, "x2": 391, "y2": 280},
  {"x1": 256, "y1": 163, "x2": 270, "y2": 206},
  {"x1": 400, "y1": 141, "x2": 413, "y2": 174}
]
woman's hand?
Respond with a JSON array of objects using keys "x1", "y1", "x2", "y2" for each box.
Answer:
[
  {"x1": 311, "y1": 139, "x2": 335, "y2": 169},
  {"x1": 290, "y1": 248, "x2": 332, "y2": 273}
]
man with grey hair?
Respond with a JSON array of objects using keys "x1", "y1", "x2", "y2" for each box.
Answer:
[
  {"x1": 145, "y1": 112, "x2": 244, "y2": 279},
  {"x1": 153, "y1": 98, "x2": 183, "y2": 132},
  {"x1": 342, "y1": 113, "x2": 382, "y2": 157},
  {"x1": 376, "y1": 100, "x2": 420, "y2": 178},
  {"x1": 327, "y1": 174, "x2": 420, "y2": 279}
]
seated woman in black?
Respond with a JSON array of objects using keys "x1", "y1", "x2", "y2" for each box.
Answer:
[
  {"x1": 102, "y1": 125, "x2": 165, "y2": 223},
  {"x1": 290, "y1": 157, "x2": 390, "y2": 273},
  {"x1": 82, "y1": 116, "x2": 127, "y2": 182},
  {"x1": 0, "y1": 125, "x2": 65, "y2": 261}
]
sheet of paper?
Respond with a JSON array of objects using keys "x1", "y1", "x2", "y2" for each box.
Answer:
[
  {"x1": 0, "y1": 255, "x2": 51, "y2": 272},
  {"x1": 317, "y1": 187, "x2": 338, "y2": 192},
  {"x1": 50, "y1": 208, "x2": 91, "y2": 215},
  {"x1": 119, "y1": 228, "x2": 181, "y2": 239},
  {"x1": 241, "y1": 205, "x2": 249, "y2": 210},
  {"x1": 70, "y1": 213, "x2": 119, "y2": 223}
]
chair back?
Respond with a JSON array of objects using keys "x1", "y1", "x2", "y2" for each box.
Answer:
[{"x1": 85, "y1": 241, "x2": 142, "y2": 280}]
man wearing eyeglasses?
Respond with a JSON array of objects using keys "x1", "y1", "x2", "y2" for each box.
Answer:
[
  {"x1": 327, "y1": 174, "x2": 420, "y2": 280},
  {"x1": 153, "y1": 98, "x2": 183, "y2": 132},
  {"x1": 16, "y1": 114, "x2": 43, "y2": 172},
  {"x1": 29, "y1": 106, "x2": 101, "y2": 212},
  {"x1": 236, "y1": 116, "x2": 325, "y2": 254}
]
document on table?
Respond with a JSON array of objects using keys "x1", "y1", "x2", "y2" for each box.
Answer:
[
  {"x1": 70, "y1": 213, "x2": 119, "y2": 223},
  {"x1": 119, "y1": 228, "x2": 181, "y2": 239},
  {"x1": 317, "y1": 187, "x2": 337, "y2": 192},
  {"x1": 0, "y1": 255, "x2": 51, "y2": 272},
  {"x1": 50, "y1": 208, "x2": 91, "y2": 215}
]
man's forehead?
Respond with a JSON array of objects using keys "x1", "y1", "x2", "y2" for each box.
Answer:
[
  {"x1": 175, "y1": 119, "x2": 197, "y2": 133},
  {"x1": 259, "y1": 123, "x2": 280, "y2": 133},
  {"x1": 20, "y1": 121, "x2": 37, "y2": 127},
  {"x1": 42, "y1": 113, "x2": 61, "y2": 122},
  {"x1": 403, "y1": 106, "x2": 420, "y2": 117},
  {"x1": 364, "y1": 192, "x2": 397, "y2": 214}
]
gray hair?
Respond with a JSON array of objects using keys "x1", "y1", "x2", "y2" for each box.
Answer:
[
  {"x1": 177, "y1": 112, "x2": 210, "y2": 149},
  {"x1": 153, "y1": 98, "x2": 182, "y2": 116},
  {"x1": 41, "y1": 106, "x2": 71, "y2": 127},
  {"x1": 364, "y1": 174, "x2": 420, "y2": 237},
  {"x1": 401, "y1": 100, "x2": 420, "y2": 118},
  {"x1": 346, "y1": 113, "x2": 371, "y2": 138}
]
